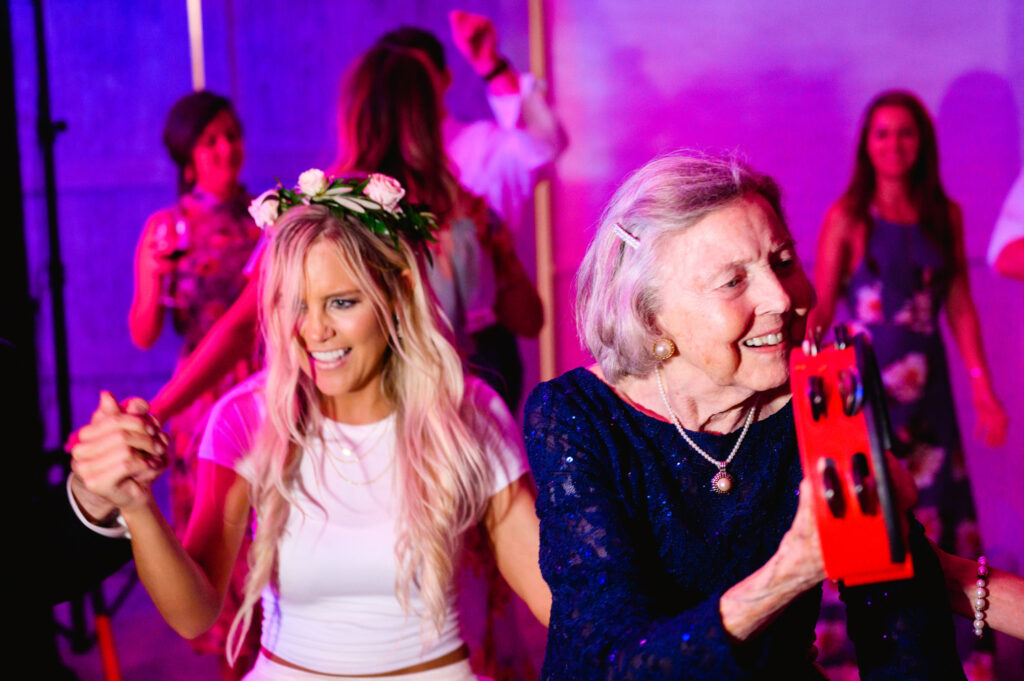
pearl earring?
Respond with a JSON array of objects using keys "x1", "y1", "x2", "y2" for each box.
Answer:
[{"x1": 652, "y1": 338, "x2": 676, "y2": 361}]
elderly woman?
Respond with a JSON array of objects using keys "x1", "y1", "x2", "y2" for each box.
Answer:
[{"x1": 524, "y1": 152, "x2": 966, "y2": 680}]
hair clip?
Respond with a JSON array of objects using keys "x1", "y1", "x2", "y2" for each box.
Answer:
[{"x1": 612, "y1": 222, "x2": 640, "y2": 250}]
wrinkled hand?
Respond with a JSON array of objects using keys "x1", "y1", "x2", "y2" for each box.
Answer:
[
  {"x1": 972, "y1": 385, "x2": 1008, "y2": 447},
  {"x1": 775, "y1": 478, "x2": 827, "y2": 590},
  {"x1": 449, "y1": 10, "x2": 501, "y2": 75},
  {"x1": 71, "y1": 392, "x2": 169, "y2": 512}
]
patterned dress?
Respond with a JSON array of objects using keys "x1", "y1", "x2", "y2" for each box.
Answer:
[
  {"x1": 147, "y1": 187, "x2": 262, "y2": 661},
  {"x1": 816, "y1": 214, "x2": 988, "y2": 678},
  {"x1": 843, "y1": 215, "x2": 981, "y2": 559}
]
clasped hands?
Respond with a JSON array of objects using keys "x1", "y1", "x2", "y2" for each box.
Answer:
[{"x1": 69, "y1": 391, "x2": 169, "y2": 522}]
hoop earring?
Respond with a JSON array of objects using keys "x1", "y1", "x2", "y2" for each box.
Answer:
[{"x1": 652, "y1": 338, "x2": 676, "y2": 361}]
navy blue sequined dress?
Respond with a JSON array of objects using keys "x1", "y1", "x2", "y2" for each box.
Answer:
[{"x1": 525, "y1": 368, "x2": 965, "y2": 680}]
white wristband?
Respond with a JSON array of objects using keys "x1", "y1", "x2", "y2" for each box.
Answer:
[{"x1": 66, "y1": 474, "x2": 131, "y2": 539}]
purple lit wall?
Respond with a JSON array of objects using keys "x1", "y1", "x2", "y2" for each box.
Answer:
[
  {"x1": 12, "y1": 0, "x2": 527, "y2": 446},
  {"x1": 12, "y1": 0, "x2": 1023, "y2": 675}
]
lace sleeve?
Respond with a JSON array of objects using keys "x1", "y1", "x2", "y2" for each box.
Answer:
[
  {"x1": 842, "y1": 517, "x2": 967, "y2": 681},
  {"x1": 524, "y1": 381, "x2": 775, "y2": 681}
]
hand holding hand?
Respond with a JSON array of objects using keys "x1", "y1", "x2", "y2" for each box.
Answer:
[
  {"x1": 449, "y1": 10, "x2": 501, "y2": 75},
  {"x1": 71, "y1": 392, "x2": 169, "y2": 512}
]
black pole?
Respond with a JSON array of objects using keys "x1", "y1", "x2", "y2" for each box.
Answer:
[
  {"x1": 32, "y1": 0, "x2": 71, "y2": 442},
  {"x1": 30, "y1": 0, "x2": 97, "y2": 657}
]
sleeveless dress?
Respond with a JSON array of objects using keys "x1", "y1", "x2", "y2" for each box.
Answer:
[
  {"x1": 148, "y1": 186, "x2": 263, "y2": 663},
  {"x1": 843, "y1": 215, "x2": 980, "y2": 558},
  {"x1": 815, "y1": 214, "x2": 988, "y2": 678}
]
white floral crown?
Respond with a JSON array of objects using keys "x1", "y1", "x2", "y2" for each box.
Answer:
[{"x1": 248, "y1": 169, "x2": 437, "y2": 249}]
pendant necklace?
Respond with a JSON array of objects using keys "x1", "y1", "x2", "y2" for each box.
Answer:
[
  {"x1": 322, "y1": 420, "x2": 388, "y2": 462},
  {"x1": 655, "y1": 365, "x2": 757, "y2": 494},
  {"x1": 320, "y1": 419, "x2": 393, "y2": 486}
]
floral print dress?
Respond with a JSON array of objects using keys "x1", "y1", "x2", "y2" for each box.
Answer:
[
  {"x1": 843, "y1": 215, "x2": 980, "y2": 558},
  {"x1": 816, "y1": 214, "x2": 988, "y2": 680},
  {"x1": 151, "y1": 187, "x2": 262, "y2": 660}
]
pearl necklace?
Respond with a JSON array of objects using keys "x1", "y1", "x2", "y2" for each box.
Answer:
[{"x1": 655, "y1": 365, "x2": 757, "y2": 494}]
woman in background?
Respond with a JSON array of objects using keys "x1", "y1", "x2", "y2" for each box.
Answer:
[
  {"x1": 128, "y1": 90, "x2": 262, "y2": 678},
  {"x1": 333, "y1": 41, "x2": 543, "y2": 409},
  {"x1": 810, "y1": 90, "x2": 1008, "y2": 678}
]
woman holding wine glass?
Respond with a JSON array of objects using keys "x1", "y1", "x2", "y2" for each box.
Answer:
[{"x1": 127, "y1": 90, "x2": 262, "y2": 679}]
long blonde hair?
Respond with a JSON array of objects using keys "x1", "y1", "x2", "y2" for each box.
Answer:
[{"x1": 227, "y1": 205, "x2": 495, "y2": 662}]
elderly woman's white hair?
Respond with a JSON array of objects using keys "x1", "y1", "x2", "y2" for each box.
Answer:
[{"x1": 575, "y1": 151, "x2": 786, "y2": 383}]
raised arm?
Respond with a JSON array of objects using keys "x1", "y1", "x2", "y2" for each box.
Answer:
[
  {"x1": 129, "y1": 212, "x2": 177, "y2": 349},
  {"x1": 72, "y1": 392, "x2": 252, "y2": 638},
  {"x1": 150, "y1": 273, "x2": 259, "y2": 422},
  {"x1": 447, "y1": 10, "x2": 568, "y2": 225},
  {"x1": 943, "y1": 204, "x2": 1008, "y2": 447},
  {"x1": 449, "y1": 10, "x2": 520, "y2": 97}
]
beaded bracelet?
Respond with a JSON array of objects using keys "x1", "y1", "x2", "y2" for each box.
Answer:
[{"x1": 973, "y1": 556, "x2": 989, "y2": 637}]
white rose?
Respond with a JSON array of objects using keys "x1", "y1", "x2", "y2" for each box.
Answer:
[
  {"x1": 248, "y1": 189, "x2": 280, "y2": 228},
  {"x1": 298, "y1": 168, "x2": 329, "y2": 196},
  {"x1": 364, "y1": 173, "x2": 406, "y2": 213}
]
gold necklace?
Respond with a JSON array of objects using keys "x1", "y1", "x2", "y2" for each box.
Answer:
[
  {"x1": 321, "y1": 420, "x2": 389, "y2": 464},
  {"x1": 324, "y1": 450, "x2": 394, "y2": 486},
  {"x1": 319, "y1": 422, "x2": 393, "y2": 486}
]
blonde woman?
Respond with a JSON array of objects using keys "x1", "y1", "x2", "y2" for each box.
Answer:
[{"x1": 70, "y1": 173, "x2": 549, "y2": 680}]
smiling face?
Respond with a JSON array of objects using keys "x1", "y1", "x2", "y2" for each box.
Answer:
[
  {"x1": 296, "y1": 239, "x2": 391, "y2": 421},
  {"x1": 866, "y1": 104, "x2": 921, "y2": 181},
  {"x1": 654, "y1": 193, "x2": 814, "y2": 400},
  {"x1": 191, "y1": 109, "x2": 244, "y2": 197}
]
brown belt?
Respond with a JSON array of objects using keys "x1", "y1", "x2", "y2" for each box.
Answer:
[{"x1": 260, "y1": 643, "x2": 469, "y2": 678}]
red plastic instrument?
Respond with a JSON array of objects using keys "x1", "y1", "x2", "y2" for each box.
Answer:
[{"x1": 789, "y1": 326, "x2": 914, "y2": 586}]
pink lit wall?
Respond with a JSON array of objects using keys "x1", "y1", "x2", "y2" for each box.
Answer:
[{"x1": 544, "y1": 2, "x2": 1023, "y2": 673}]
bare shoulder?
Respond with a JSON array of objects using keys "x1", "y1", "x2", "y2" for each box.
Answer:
[{"x1": 822, "y1": 199, "x2": 861, "y2": 234}]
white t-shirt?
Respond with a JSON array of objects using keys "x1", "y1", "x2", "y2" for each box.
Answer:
[{"x1": 197, "y1": 371, "x2": 528, "y2": 675}]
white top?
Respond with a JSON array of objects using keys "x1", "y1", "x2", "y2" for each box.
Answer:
[
  {"x1": 426, "y1": 214, "x2": 499, "y2": 340},
  {"x1": 197, "y1": 371, "x2": 528, "y2": 675},
  {"x1": 988, "y1": 170, "x2": 1024, "y2": 267},
  {"x1": 446, "y1": 73, "x2": 568, "y2": 235}
]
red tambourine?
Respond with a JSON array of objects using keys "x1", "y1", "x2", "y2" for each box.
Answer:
[{"x1": 790, "y1": 326, "x2": 914, "y2": 586}]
